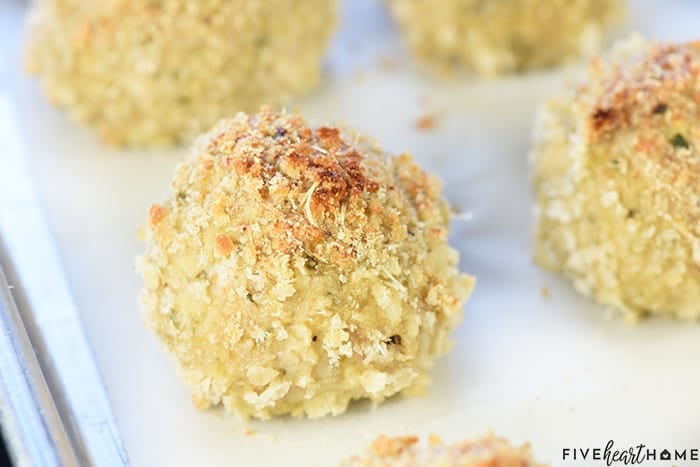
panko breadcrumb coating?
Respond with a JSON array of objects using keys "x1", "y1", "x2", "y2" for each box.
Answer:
[
  {"x1": 532, "y1": 36, "x2": 700, "y2": 320},
  {"x1": 341, "y1": 434, "x2": 546, "y2": 467},
  {"x1": 25, "y1": 0, "x2": 335, "y2": 146},
  {"x1": 386, "y1": 0, "x2": 624, "y2": 76},
  {"x1": 139, "y1": 107, "x2": 474, "y2": 419}
]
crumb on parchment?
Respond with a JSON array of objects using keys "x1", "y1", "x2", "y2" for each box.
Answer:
[{"x1": 416, "y1": 113, "x2": 439, "y2": 131}]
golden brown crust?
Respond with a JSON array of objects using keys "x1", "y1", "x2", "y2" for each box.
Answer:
[
  {"x1": 162, "y1": 107, "x2": 443, "y2": 269},
  {"x1": 139, "y1": 107, "x2": 474, "y2": 419},
  {"x1": 587, "y1": 41, "x2": 700, "y2": 139}
]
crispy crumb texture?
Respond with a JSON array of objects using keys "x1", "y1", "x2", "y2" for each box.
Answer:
[
  {"x1": 386, "y1": 0, "x2": 624, "y2": 76},
  {"x1": 342, "y1": 433, "x2": 546, "y2": 466},
  {"x1": 24, "y1": 0, "x2": 336, "y2": 147},
  {"x1": 532, "y1": 36, "x2": 700, "y2": 320},
  {"x1": 139, "y1": 107, "x2": 474, "y2": 419}
]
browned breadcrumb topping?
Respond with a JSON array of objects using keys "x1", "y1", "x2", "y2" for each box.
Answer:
[
  {"x1": 532, "y1": 36, "x2": 700, "y2": 319},
  {"x1": 342, "y1": 434, "x2": 546, "y2": 467},
  {"x1": 139, "y1": 107, "x2": 474, "y2": 419},
  {"x1": 586, "y1": 41, "x2": 700, "y2": 141}
]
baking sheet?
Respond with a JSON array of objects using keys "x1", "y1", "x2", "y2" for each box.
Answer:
[{"x1": 3, "y1": 0, "x2": 700, "y2": 465}]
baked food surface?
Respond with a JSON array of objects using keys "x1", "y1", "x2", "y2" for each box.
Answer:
[
  {"x1": 386, "y1": 0, "x2": 624, "y2": 76},
  {"x1": 139, "y1": 107, "x2": 474, "y2": 419},
  {"x1": 532, "y1": 36, "x2": 700, "y2": 320},
  {"x1": 25, "y1": 0, "x2": 335, "y2": 146},
  {"x1": 341, "y1": 434, "x2": 545, "y2": 466}
]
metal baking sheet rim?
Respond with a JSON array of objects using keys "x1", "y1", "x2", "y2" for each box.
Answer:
[{"x1": 0, "y1": 87, "x2": 129, "y2": 467}]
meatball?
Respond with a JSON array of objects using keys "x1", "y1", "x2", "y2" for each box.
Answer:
[
  {"x1": 386, "y1": 0, "x2": 624, "y2": 76},
  {"x1": 532, "y1": 36, "x2": 700, "y2": 320},
  {"x1": 25, "y1": 0, "x2": 335, "y2": 146},
  {"x1": 341, "y1": 434, "x2": 545, "y2": 467},
  {"x1": 139, "y1": 107, "x2": 474, "y2": 419}
]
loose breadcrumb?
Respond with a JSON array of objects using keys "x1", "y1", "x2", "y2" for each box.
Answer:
[
  {"x1": 139, "y1": 107, "x2": 474, "y2": 419},
  {"x1": 341, "y1": 433, "x2": 546, "y2": 466},
  {"x1": 532, "y1": 36, "x2": 700, "y2": 320},
  {"x1": 386, "y1": 0, "x2": 624, "y2": 76},
  {"x1": 415, "y1": 114, "x2": 439, "y2": 131},
  {"x1": 25, "y1": 0, "x2": 336, "y2": 147}
]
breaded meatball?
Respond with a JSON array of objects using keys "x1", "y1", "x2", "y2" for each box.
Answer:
[
  {"x1": 341, "y1": 434, "x2": 545, "y2": 467},
  {"x1": 139, "y1": 107, "x2": 474, "y2": 419},
  {"x1": 532, "y1": 36, "x2": 700, "y2": 320},
  {"x1": 386, "y1": 0, "x2": 624, "y2": 76},
  {"x1": 25, "y1": 0, "x2": 335, "y2": 146}
]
